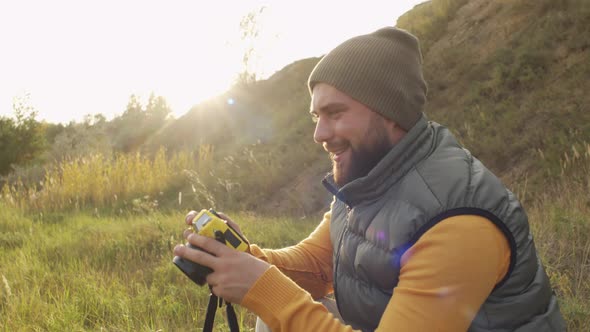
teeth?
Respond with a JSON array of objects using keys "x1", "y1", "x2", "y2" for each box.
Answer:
[
  {"x1": 330, "y1": 149, "x2": 346, "y2": 158},
  {"x1": 326, "y1": 145, "x2": 348, "y2": 156}
]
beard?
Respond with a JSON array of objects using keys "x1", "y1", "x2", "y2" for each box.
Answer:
[{"x1": 332, "y1": 118, "x2": 394, "y2": 187}]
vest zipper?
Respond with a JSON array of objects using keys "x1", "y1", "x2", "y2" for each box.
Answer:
[{"x1": 333, "y1": 205, "x2": 352, "y2": 317}]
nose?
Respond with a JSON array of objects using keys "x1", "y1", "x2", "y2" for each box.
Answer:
[{"x1": 313, "y1": 117, "x2": 332, "y2": 144}]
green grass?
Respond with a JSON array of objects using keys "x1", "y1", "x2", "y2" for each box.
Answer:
[
  {"x1": 2, "y1": 170, "x2": 589, "y2": 331},
  {"x1": 0, "y1": 208, "x2": 318, "y2": 331},
  {"x1": 2, "y1": 155, "x2": 589, "y2": 331}
]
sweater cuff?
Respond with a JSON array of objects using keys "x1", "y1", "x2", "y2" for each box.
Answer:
[
  {"x1": 241, "y1": 265, "x2": 311, "y2": 327},
  {"x1": 249, "y1": 244, "x2": 267, "y2": 260}
]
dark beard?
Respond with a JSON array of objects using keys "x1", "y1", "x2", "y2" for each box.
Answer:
[{"x1": 334, "y1": 119, "x2": 394, "y2": 187}]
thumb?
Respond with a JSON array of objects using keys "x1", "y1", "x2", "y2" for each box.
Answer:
[{"x1": 216, "y1": 212, "x2": 243, "y2": 236}]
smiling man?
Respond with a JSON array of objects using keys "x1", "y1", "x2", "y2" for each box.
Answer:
[
  {"x1": 174, "y1": 27, "x2": 565, "y2": 331},
  {"x1": 310, "y1": 83, "x2": 406, "y2": 187}
]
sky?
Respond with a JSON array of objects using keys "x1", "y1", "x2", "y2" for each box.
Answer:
[{"x1": 0, "y1": 0, "x2": 426, "y2": 124}]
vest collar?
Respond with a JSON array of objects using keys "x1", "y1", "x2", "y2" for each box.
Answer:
[{"x1": 322, "y1": 114, "x2": 434, "y2": 207}]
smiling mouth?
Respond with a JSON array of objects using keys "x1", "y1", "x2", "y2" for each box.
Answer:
[
  {"x1": 324, "y1": 142, "x2": 349, "y2": 160},
  {"x1": 330, "y1": 148, "x2": 348, "y2": 162}
]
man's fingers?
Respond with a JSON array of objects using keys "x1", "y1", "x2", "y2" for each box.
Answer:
[
  {"x1": 225, "y1": 219, "x2": 243, "y2": 235},
  {"x1": 187, "y1": 233, "x2": 230, "y2": 256},
  {"x1": 206, "y1": 273, "x2": 220, "y2": 288},
  {"x1": 217, "y1": 212, "x2": 244, "y2": 237},
  {"x1": 185, "y1": 210, "x2": 198, "y2": 225},
  {"x1": 183, "y1": 228, "x2": 193, "y2": 239},
  {"x1": 174, "y1": 244, "x2": 218, "y2": 269},
  {"x1": 216, "y1": 211, "x2": 231, "y2": 222}
]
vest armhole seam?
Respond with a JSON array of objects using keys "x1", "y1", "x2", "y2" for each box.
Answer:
[{"x1": 404, "y1": 207, "x2": 517, "y2": 290}]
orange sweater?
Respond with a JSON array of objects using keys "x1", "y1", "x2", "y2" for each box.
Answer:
[{"x1": 242, "y1": 211, "x2": 510, "y2": 332}]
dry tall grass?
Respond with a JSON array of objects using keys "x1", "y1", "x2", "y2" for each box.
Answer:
[
  {"x1": 1, "y1": 142, "x2": 588, "y2": 329},
  {"x1": 1, "y1": 148, "x2": 194, "y2": 212},
  {"x1": 525, "y1": 143, "x2": 590, "y2": 330}
]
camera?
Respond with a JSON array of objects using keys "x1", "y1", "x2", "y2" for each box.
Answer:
[{"x1": 173, "y1": 209, "x2": 249, "y2": 285}]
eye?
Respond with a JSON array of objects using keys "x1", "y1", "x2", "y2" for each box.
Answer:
[{"x1": 327, "y1": 109, "x2": 343, "y2": 119}]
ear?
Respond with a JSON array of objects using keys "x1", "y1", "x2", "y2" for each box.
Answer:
[
  {"x1": 383, "y1": 117, "x2": 402, "y2": 134},
  {"x1": 383, "y1": 117, "x2": 407, "y2": 144}
]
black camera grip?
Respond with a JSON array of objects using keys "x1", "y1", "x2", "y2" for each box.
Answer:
[
  {"x1": 172, "y1": 230, "x2": 227, "y2": 286},
  {"x1": 173, "y1": 244, "x2": 213, "y2": 286}
]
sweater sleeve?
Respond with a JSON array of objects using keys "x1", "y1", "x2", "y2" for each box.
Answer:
[
  {"x1": 249, "y1": 209, "x2": 334, "y2": 299},
  {"x1": 377, "y1": 214, "x2": 511, "y2": 331},
  {"x1": 241, "y1": 215, "x2": 511, "y2": 332}
]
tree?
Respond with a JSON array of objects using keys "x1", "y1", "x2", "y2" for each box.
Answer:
[
  {"x1": 0, "y1": 94, "x2": 46, "y2": 176},
  {"x1": 0, "y1": 117, "x2": 18, "y2": 175},
  {"x1": 236, "y1": 6, "x2": 266, "y2": 86},
  {"x1": 109, "y1": 93, "x2": 172, "y2": 153},
  {"x1": 48, "y1": 116, "x2": 111, "y2": 163}
]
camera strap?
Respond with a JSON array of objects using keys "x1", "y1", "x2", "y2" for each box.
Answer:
[{"x1": 203, "y1": 291, "x2": 240, "y2": 332}]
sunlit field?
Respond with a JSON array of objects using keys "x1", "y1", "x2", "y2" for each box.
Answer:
[
  {"x1": 1, "y1": 149, "x2": 589, "y2": 331},
  {"x1": 0, "y1": 209, "x2": 318, "y2": 331}
]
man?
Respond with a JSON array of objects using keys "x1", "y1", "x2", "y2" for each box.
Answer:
[{"x1": 173, "y1": 27, "x2": 565, "y2": 331}]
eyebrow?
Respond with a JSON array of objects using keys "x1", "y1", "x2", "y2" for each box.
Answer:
[{"x1": 309, "y1": 102, "x2": 348, "y2": 115}]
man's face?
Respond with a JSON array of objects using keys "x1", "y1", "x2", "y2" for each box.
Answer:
[{"x1": 311, "y1": 83, "x2": 396, "y2": 187}]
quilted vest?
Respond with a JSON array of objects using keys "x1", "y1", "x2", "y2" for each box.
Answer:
[{"x1": 323, "y1": 116, "x2": 565, "y2": 331}]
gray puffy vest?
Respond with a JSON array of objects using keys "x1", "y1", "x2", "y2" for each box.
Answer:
[{"x1": 323, "y1": 116, "x2": 565, "y2": 331}]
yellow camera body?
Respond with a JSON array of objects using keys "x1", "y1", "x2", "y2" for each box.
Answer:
[
  {"x1": 190, "y1": 209, "x2": 249, "y2": 252},
  {"x1": 173, "y1": 208, "x2": 249, "y2": 285}
]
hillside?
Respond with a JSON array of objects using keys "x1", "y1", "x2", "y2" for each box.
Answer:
[
  {"x1": 148, "y1": 57, "x2": 332, "y2": 215},
  {"x1": 4, "y1": 0, "x2": 587, "y2": 216},
  {"x1": 258, "y1": 0, "x2": 590, "y2": 212},
  {"x1": 2, "y1": 0, "x2": 588, "y2": 214},
  {"x1": 398, "y1": 0, "x2": 590, "y2": 188},
  {"x1": 153, "y1": 0, "x2": 590, "y2": 215}
]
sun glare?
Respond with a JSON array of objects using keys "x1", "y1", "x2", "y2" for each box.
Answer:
[{"x1": 0, "y1": 1, "x2": 424, "y2": 124}]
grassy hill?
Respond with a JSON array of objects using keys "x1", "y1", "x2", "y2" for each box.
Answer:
[
  {"x1": 398, "y1": 0, "x2": 590, "y2": 189},
  {"x1": 144, "y1": 57, "x2": 331, "y2": 215},
  {"x1": 145, "y1": 0, "x2": 590, "y2": 214},
  {"x1": 2, "y1": 0, "x2": 588, "y2": 214}
]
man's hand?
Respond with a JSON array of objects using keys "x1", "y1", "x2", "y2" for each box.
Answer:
[{"x1": 175, "y1": 212, "x2": 269, "y2": 304}]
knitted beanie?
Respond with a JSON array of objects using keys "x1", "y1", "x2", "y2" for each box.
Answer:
[{"x1": 308, "y1": 27, "x2": 427, "y2": 131}]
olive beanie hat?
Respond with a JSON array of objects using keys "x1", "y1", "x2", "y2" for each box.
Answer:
[{"x1": 308, "y1": 27, "x2": 427, "y2": 131}]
